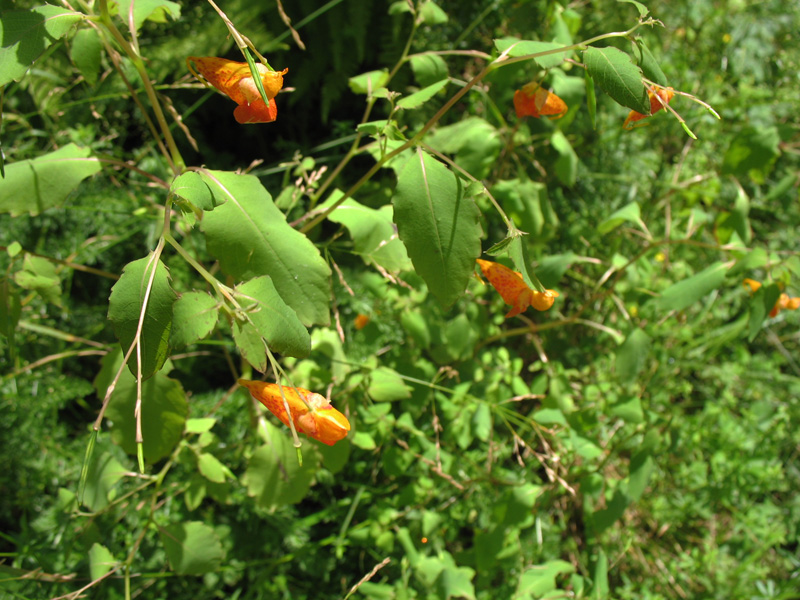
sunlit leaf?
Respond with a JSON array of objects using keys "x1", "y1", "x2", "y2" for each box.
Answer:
[
  {"x1": 159, "y1": 521, "x2": 223, "y2": 575},
  {"x1": 583, "y1": 47, "x2": 649, "y2": 114}
]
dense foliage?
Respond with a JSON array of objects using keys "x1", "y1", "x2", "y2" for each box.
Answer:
[{"x1": 2, "y1": 0, "x2": 799, "y2": 599}]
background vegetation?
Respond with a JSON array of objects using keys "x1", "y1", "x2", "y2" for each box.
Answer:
[{"x1": 1, "y1": 0, "x2": 799, "y2": 599}]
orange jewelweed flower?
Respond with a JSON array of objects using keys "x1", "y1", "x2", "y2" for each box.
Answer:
[
  {"x1": 623, "y1": 86, "x2": 674, "y2": 130},
  {"x1": 477, "y1": 259, "x2": 559, "y2": 318},
  {"x1": 513, "y1": 82, "x2": 567, "y2": 120},
  {"x1": 742, "y1": 278, "x2": 800, "y2": 317},
  {"x1": 187, "y1": 56, "x2": 288, "y2": 124},
  {"x1": 239, "y1": 379, "x2": 350, "y2": 446},
  {"x1": 354, "y1": 314, "x2": 370, "y2": 330}
]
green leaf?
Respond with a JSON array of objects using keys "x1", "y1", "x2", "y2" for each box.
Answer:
[
  {"x1": 70, "y1": 27, "x2": 102, "y2": 86},
  {"x1": 515, "y1": 560, "x2": 576, "y2": 597},
  {"x1": 232, "y1": 276, "x2": 311, "y2": 368},
  {"x1": 322, "y1": 195, "x2": 411, "y2": 272},
  {"x1": 628, "y1": 448, "x2": 655, "y2": 501},
  {"x1": 419, "y1": 1, "x2": 448, "y2": 25},
  {"x1": 185, "y1": 418, "x2": 216, "y2": 434},
  {"x1": 630, "y1": 39, "x2": 667, "y2": 87},
  {"x1": 0, "y1": 5, "x2": 83, "y2": 86},
  {"x1": 170, "y1": 171, "x2": 214, "y2": 211},
  {"x1": 200, "y1": 170, "x2": 331, "y2": 327},
  {"x1": 616, "y1": 328, "x2": 650, "y2": 382},
  {"x1": 94, "y1": 351, "x2": 188, "y2": 463},
  {"x1": 197, "y1": 453, "x2": 227, "y2": 484},
  {"x1": 368, "y1": 366, "x2": 412, "y2": 402},
  {"x1": 721, "y1": 126, "x2": 780, "y2": 181},
  {"x1": 655, "y1": 262, "x2": 729, "y2": 312},
  {"x1": 592, "y1": 549, "x2": 610, "y2": 600},
  {"x1": 0, "y1": 144, "x2": 101, "y2": 216},
  {"x1": 551, "y1": 130, "x2": 578, "y2": 187},
  {"x1": 425, "y1": 117, "x2": 501, "y2": 180},
  {"x1": 494, "y1": 38, "x2": 568, "y2": 69},
  {"x1": 159, "y1": 521, "x2": 223, "y2": 576},
  {"x1": 170, "y1": 291, "x2": 218, "y2": 348},
  {"x1": 748, "y1": 283, "x2": 782, "y2": 341},
  {"x1": 411, "y1": 53, "x2": 449, "y2": 87},
  {"x1": 598, "y1": 202, "x2": 642, "y2": 234},
  {"x1": 436, "y1": 562, "x2": 476, "y2": 600},
  {"x1": 583, "y1": 47, "x2": 649, "y2": 114},
  {"x1": 491, "y1": 179, "x2": 551, "y2": 238},
  {"x1": 13, "y1": 255, "x2": 61, "y2": 306},
  {"x1": 88, "y1": 543, "x2": 116, "y2": 580},
  {"x1": 397, "y1": 79, "x2": 449, "y2": 109},
  {"x1": 392, "y1": 149, "x2": 483, "y2": 308},
  {"x1": 348, "y1": 69, "x2": 389, "y2": 94},
  {"x1": 618, "y1": 0, "x2": 649, "y2": 17},
  {"x1": 115, "y1": 0, "x2": 181, "y2": 31},
  {"x1": 609, "y1": 397, "x2": 644, "y2": 424},
  {"x1": 82, "y1": 449, "x2": 127, "y2": 512},
  {"x1": 243, "y1": 426, "x2": 320, "y2": 508},
  {"x1": 107, "y1": 254, "x2": 176, "y2": 380}
]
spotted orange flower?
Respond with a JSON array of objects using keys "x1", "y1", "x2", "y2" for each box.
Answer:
[
  {"x1": 623, "y1": 86, "x2": 674, "y2": 129},
  {"x1": 239, "y1": 379, "x2": 350, "y2": 446},
  {"x1": 187, "y1": 56, "x2": 288, "y2": 124},
  {"x1": 513, "y1": 82, "x2": 567, "y2": 120},
  {"x1": 477, "y1": 259, "x2": 559, "y2": 318},
  {"x1": 743, "y1": 279, "x2": 800, "y2": 317}
]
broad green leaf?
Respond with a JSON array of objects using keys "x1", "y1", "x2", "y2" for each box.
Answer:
[
  {"x1": 0, "y1": 144, "x2": 101, "y2": 216},
  {"x1": 323, "y1": 195, "x2": 411, "y2": 272},
  {"x1": 436, "y1": 562, "x2": 476, "y2": 600},
  {"x1": 185, "y1": 418, "x2": 216, "y2": 434},
  {"x1": 598, "y1": 202, "x2": 642, "y2": 234},
  {"x1": 628, "y1": 448, "x2": 655, "y2": 501},
  {"x1": 583, "y1": 47, "x2": 649, "y2": 114},
  {"x1": 232, "y1": 276, "x2": 311, "y2": 368},
  {"x1": 655, "y1": 262, "x2": 729, "y2": 312},
  {"x1": 107, "y1": 253, "x2": 176, "y2": 380},
  {"x1": 243, "y1": 425, "x2": 320, "y2": 508},
  {"x1": 170, "y1": 171, "x2": 214, "y2": 211},
  {"x1": 425, "y1": 117, "x2": 501, "y2": 180},
  {"x1": 159, "y1": 521, "x2": 223, "y2": 576},
  {"x1": 397, "y1": 79, "x2": 449, "y2": 109},
  {"x1": 630, "y1": 39, "x2": 667, "y2": 87},
  {"x1": 411, "y1": 53, "x2": 449, "y2": 87},
  {"x1": 618, "y1": 0, "x2": 649, "y2": 17},
  {"x1": 70, "y1": 27, "x2": 102, "y2": 86},
  {"x1": 392, "y1": 150, "x2": 483, "y2": 308},
  {"x1": 609, "y1": 397, "x2": 644, "y2": 424},
  {"x1": 348, "y1": 69, "x2": 389, "y2": 94},
  {"x1": 170, "y1": 291, "x2": 218, "y2": 348},
  {"x1": 184, "y1": 475, "x2": 206, "y2": 511},
  {"x1": 494, "y1": 38, "x2": 568, "y2": 69},
  {"x1": 115, "y1": 0, "x2": 181, "y2": 31},
  {"x1": 514, "y1": 560, "x2": 576, "y2": 598},
  {"x1": 369, "y1": 366, "x2": 412, "y2": 402},
  {"x1": 0, "y1": 6, "x2": 83, "y2": 86},
  {"x1": 200, "y1": 170, "x2": 331, "y2": 327},
  {"x1": 419, "y1": 1, "x2": 448, "y2": 25},
  {"x1": 197, "y1": 453, "x2": 227, "y2": 484},
  {"x1": 504, "y1": 235, "x2": 538, "y2": 291},
  {"x1": 13, "y1": 255, "x2": 61, "y2": 306},
  {"x1": 590, "y1": 489, "x2": 630, "y2": 535},
  {"x1": 616, "y1": 328, "x2": 650, "y2": 382},
  {"x1": 82, "y1": 449, "x2": 126, "y2": 512},
  {"x1": 721, "y1": 126, "x2": 780, "y2": 182},
  {"x1": 95, "y1": 351, "x2": 188, "y2": 463},
  {"x1": 88, "y1": 543, "x2": 116, "y2": 580},
  {"x1": 400, "y1": 310, "x2": 431, "y2": 348},
  {"x1": 536, "y1": 252, "x2": 579, "y2": 288},
  {"x1": 551, "y1": 130, "x2": 578, "y2": 187}
]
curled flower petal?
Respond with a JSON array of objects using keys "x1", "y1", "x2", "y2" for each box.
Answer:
[
  {"x1": 477, "y1": 259, "x2": 559, "y2": 318},
  {"x1": 623, "y1": 86, "x2": 674, "y2": 129},
  {"x1": 187, "y1": 56, "x2": 287, "y2": 124},
  {"x1": 514, "y1": 82, "x2": 567, "y2": 120},
  {"x1": 239, "y1": 379, "x2": 350, "y2": 446}
]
